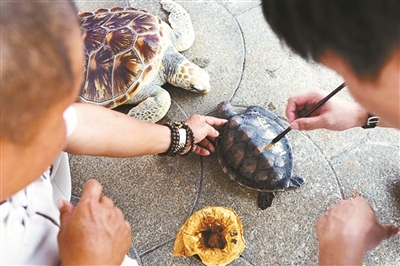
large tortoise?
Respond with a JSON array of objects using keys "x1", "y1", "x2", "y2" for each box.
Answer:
[
  {"x1": 78, "y1": 0, "x2": 210, "y2": 122},
  {"x1": 216, "y1": 101, "x2": 304, "y2": 210}
]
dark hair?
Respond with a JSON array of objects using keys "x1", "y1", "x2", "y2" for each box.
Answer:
[
  {"x1": 262, "y1": 1, "x2": 400, "y2": 77},
  {"x1": 0, "y1": 1, "x2": 80, "y2": 144}
]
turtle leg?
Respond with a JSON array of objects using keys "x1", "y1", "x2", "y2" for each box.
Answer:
[
  {"x1": 163, "y1": 47, "x2": 210, "y2": 94},
  {"x1": 160, "y1": 0, "x2": 195, "y2": 51},
  {"x1": 288, "y1": 174, "x2": 305, "y2": 188},
  {"x1": 126, "y1": 85, "x2": 171, "y2": 123},
  {"x1": 257, "y1": 192, "x2": 275, "y2": 210}
]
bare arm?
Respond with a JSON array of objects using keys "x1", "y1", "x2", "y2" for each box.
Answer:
[
  {"x1": 64, "y1": 103, "x2": 171, "y2": 157},
  {"x1": 64, "y1": 103, "x2": 227, "y2": 157}
]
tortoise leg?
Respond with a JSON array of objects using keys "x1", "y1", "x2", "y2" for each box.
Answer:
[
  {"x1": 160, "y1": 0, "x2": 194, "y2": 51},
  {"x1": 257, "y1": 192, "x2": 275, "y2": 210},
  {"x1": 126, "y1": 85, "x2": 171, "y2": 123},
  {"x1": 289, "y1": 174, "x2": 305, "y2": 188}
]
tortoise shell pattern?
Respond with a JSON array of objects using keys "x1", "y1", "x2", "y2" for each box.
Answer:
[
  {"x1": 79, "y1": 7, "x2": 164, "y2": 108},
  {"x1": 218, "y1": 112, "x2": 294, "y2": 192}
]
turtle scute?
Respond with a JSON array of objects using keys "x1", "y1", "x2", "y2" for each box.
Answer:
[
  {"x1": 216, "y1": 101, "x2": 304, "y2": 209},
  {"x1": 78, "y1": 2, "x2": 210, "y2": 123}
]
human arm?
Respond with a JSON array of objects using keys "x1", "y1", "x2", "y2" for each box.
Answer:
[
  {"x1": 57, "y1": 179, "x2": 132, "y2": 265},
  {"x1": 64, "y1": 103, "x2": 227, "y2": 157},
  {"x1": 316, "y1": 197, "x2": 399, "y2": 265},
  {"x1": 286, "y1": 90, "x2": 389, "y2": 131}
]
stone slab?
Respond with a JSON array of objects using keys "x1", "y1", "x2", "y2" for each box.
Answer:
[{"x1": 70, "y1": 1, "x2": 400, "y2": 265}]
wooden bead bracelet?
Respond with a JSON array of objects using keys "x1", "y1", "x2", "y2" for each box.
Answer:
[{"x1": 158, "y1": 121, "x2": 195, "y2": 156}]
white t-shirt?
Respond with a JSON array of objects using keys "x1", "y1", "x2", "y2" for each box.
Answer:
[
  {"x1": 0, "y1": 106, "x2": 137, "y2": 265},
  {"x1": 1, "y1": 171, "x2": 61, "y2": 265}
]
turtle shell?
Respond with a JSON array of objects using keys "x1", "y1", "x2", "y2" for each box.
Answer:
[
  {"x1": 78, "y1": 7, "x2": 164, "y2": 108},
  {"x1": 217, "y1": 103, "x2": 295, "y2": 192}
]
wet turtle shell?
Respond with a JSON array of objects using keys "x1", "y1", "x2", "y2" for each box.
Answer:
[{"x1": 216, "y1": 101, "x2": 304, "y2": 210}]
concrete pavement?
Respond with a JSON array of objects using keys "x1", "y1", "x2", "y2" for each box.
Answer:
[{"x1": 71, "y1": 1, "x2": 400, "y2": 265}]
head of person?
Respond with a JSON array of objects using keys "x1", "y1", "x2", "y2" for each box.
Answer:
[
  {"x1": 0, "y1": 1, "x2": 84, "y2": 199},
  {"x1": 262, "y1": 1, "x2": 400, "y2": 128}
]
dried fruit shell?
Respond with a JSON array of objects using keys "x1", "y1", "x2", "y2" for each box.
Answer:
[{"x1": 173, "y1": 206, "x2": 245, "y2": 266}]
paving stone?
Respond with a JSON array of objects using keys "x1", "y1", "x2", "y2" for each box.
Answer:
[
  {"x1": 164, "y1": 1, "x2": 244, "y2": 116},
  {"x1": 75, "y1": 0, "x2": 129, "y2": 11},
  {"x1": 331, "y1": 144, "x2": 400, "y2": 265},
  {"x1": 219, "y1": 0, "x2": 261, "y2": 17},
  {"x1": 192, "y1": 110, "x2": 342, "y2": 265},
  {"x1": 70, "y1": 154, "x2": 204, "y2": 254},
  {"x1": 70, "y1": 0, "x2": 400, "y2": 265}
]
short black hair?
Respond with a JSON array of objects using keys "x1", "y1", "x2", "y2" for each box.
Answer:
[{"x1": 262, "y1": 1, "x2": 400, "y2": 77}]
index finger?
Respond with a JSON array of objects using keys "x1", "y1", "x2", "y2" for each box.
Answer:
[
  {"x1": 80, "y1": 179, "x2": 103, "y2": 201},
  {"x1": 203, "y1": 116, "x2": 227, "y2": 127},
  {"x1": 380, "y1": 224, "x2": 400, "y2": 241},
  {"x1": 286, "y1": 92, "x2": 323, "y2": 122},
  {"x1": 286, "y1": 97, "x2": 303, "y2": 122}
]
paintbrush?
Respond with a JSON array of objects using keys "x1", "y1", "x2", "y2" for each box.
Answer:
[{"x1": 264, "y1": 82, "x2": 346, "y2": 150}]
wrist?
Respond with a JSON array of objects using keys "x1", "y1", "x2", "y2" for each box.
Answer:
[
  {"x1": 352, "y1": 103, "x2": 380, "y2": 129},
  {"x1": 361, "y1": 113, "x2": 380, "y2": 129},
  {"x1": 318, "y1": 240, "x2": 365, "y2": 265},
  {"x1": 158, "y1": 122, "x2": 194, "y2": 156},
  {"x1": 158, "y1": 124, "x2": 174, "y2": 154},
  {"x1": 179, "y1": 124, "x2": 195, "y2": 156},
  {"x1": 354, "y1": 105, "x2": 370, "y2": 128}
]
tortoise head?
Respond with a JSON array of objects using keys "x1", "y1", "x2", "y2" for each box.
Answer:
[
  {"x1": 217, "y1": 101, "x2": 237, "y2": 120},
  {"x1": 173, "y1": 63, "x2": 210, "y2": 94},
  {"x1": 164, "y1": 49, "x2": 210, "y2": 94},
  {"x1": 187, "y1": 65, "x2": 210, "y2": 94}
]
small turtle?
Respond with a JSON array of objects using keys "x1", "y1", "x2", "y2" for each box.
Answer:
[
  {"x1": 78, "y1": 0, "x2": 210, "y2": 122},
  {"x1": 216, "y1": 101, "x2": 304, "y2": 210}
]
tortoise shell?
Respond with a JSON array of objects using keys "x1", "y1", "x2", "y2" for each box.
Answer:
[
  {"x1": 216, "y1": 101, "x2": 304, "y2": 209},
  {"x1": 78, "y1": 7, "x2": 165, "y2": 108}
]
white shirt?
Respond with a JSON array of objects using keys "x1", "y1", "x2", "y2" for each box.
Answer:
[
  {"x1": 0, "y1": 106, "x2": 138, "y2": 265},
  {"x1": 1, "y1": 172, "x2": 61, "y2": 265}
]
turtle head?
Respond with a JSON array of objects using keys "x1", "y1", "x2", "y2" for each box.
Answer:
[
  {"x1": 179, "y1": 64, "x2": 210, "y2": 94},
  {"x1": 217, "y1": 101, "x2": 237, "y2": 120},
  {"x1": 164, "y1": 52, "x2": 211, "y2": 94}
]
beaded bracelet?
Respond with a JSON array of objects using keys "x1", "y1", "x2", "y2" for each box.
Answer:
[
  {"x1": 158, "y1": 123, "x2": 181, "y2": 156},
  {"x1": 158, "y1": 121, "x2": 195, "y2": 156},
  {"x1": 178, "y1": 122, "x2": 195, "y2": 156}
]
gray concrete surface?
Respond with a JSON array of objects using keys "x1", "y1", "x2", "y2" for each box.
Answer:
[{"x1": 71, "y1": 1, "x2": 400, "y2": 265}]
